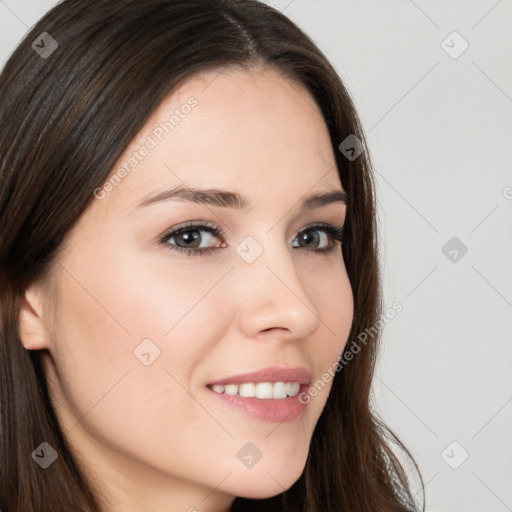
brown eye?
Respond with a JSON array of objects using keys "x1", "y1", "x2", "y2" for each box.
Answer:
[
  {"x1": 295, "y1": 230, "x2": 324, "y2": 249},
  {"x1": 292, "y1": 224, "x2": 344, "y2": 253},
  {"x1": 160, "y1": 222, "x2": 225, "y2": 256}
]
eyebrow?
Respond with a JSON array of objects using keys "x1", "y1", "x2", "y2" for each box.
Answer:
[{"x1": 136, "y1": 184, "x2": 347, "y2": 212}]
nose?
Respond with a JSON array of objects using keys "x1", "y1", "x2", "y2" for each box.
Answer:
[{"x1": 234, "y1": 238, "x2": 321, "y2": 342}]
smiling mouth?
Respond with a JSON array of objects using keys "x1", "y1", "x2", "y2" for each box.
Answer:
[
  {"x1": 206, "y1": 381, "x2": 304, "y2": 399},
  {"x1": 205, "y1": 382, "x2": 310, "y2": 423}
]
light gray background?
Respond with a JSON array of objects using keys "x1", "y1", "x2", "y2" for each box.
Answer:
[{"x1": 1, "y1": 1, "x2": 511, "y2": 511}]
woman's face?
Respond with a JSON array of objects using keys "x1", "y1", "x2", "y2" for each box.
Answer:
[{"x1": 26, "y1": 67, "x2": 354, "y2": 511}]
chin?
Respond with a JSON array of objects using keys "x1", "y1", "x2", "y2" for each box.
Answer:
[{"x1": 227, "y1": 459, "x2": 306, "y2": 499}]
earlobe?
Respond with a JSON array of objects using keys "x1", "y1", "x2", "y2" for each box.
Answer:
[{"x1": 18, "y1": 287, "x2": 50, "y2": 351}]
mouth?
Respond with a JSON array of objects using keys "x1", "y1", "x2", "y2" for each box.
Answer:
[
  {"x1": 206, "y1": 381, "x2": 305, "y2": 399},
  {"x1": 205, "y1": 381, "x2": 311, "y2": 423},
  {"x1": 204, "y1": 366, "x2": 312, "y2": 422}
]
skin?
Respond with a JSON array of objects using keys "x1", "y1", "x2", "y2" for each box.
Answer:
[{"x1": 19, "y1": 66, "x2": 354, "y2": 512}]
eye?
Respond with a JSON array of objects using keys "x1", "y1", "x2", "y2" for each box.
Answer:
[
  {"x1": 159, "y1": 221, "x2": 344, "y2": 257},
  {"x1": 159, "y1": 221, "x2": 225, "y2": 256},
  {"x1": 291, "y1": 223, "x2": 344, "y2": 252}
]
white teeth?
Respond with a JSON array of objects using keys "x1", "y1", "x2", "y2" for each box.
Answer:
[
  {"x1": 270, "y1": 381, "x2": 287, "y2": 399},
  {"x1": 239, "y1": 383, "x2": 256, "y2": 397},
  {"x1": 210, "y1": 381, "x2": 301, "y2": 399},
  {"x1": 285, "y1": 382, "x2": 299, "y2": 396},
  {"x1": 255, "y1": 382, "x2": 273, "y2": 399},
  {"x1": 224, "y1": 384, "x2": 238, "y2": 396}
]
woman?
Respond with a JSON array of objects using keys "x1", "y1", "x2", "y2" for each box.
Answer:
[{"x1": 0, "y1": 1, "x2": 424, "y2": 511}]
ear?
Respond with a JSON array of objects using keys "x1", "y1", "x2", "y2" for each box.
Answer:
[{"x1": 18, "y1": 285, "x2": 51, "y2": 351}]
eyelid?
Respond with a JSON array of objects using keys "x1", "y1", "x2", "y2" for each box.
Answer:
[{"x1": 161, "y1": 220, "x2": 223, "y2": 238}]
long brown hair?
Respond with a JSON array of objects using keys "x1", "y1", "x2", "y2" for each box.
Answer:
[{"x1": 0, "y1": 1, "x2": 424, "y2": 510}]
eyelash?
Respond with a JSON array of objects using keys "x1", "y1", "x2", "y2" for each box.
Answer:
[{"x1": 159, "y1": 221, "x2": 345, "y2": 257}]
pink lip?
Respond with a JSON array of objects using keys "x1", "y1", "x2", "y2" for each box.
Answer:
[
  {"x1": 205, "y1": 366, "x2": 312, "y2": 423},
  {"x1": 207, "y1": 366, "x2": 312, "y2": 386}
]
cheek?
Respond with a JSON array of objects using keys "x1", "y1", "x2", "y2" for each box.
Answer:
[
  {"x1": 310, "y1": 260, "x2": 354, "y2": 352},
  {"x1": 47, "y1": 264, "x2": 228, "y2": 477},
  {"x1": 305, "y1": 263, "x2": 354, "y2": 405},
  {"x1": 49, "y1": 251, "x2": 226, "y2": 414}
]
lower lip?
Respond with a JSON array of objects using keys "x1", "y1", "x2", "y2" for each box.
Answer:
[{"x1": 206, "y1": 385, "x2": 309, "y2": 422}]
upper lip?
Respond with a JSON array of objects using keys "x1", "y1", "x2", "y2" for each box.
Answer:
[{"x1": 207, "y1": 366, "x2": 312, "y2": 386}]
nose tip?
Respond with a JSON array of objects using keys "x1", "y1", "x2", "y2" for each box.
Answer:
[{"x1": 235, "y1": 259, "x2": 321, "y2": 341}]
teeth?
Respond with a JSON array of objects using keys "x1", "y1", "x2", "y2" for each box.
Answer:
[
  {"x1": 210, "y1": 381, "x2": 301, "y2": 399},
  {"x1": 224, "y1": 384, "x2": 238, "y2": 396},
  {"x1": 239, "y1": 383, "x2": 256, "y2": 397}
]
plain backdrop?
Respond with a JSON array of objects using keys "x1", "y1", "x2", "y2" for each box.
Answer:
[{"x1": 1, "y1": 1, "x2": 511, "y2": 511}]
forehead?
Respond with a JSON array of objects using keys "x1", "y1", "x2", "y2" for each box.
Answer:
[{"x1": 97, "y1": 66, "x2": 342, "y2": 215}]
